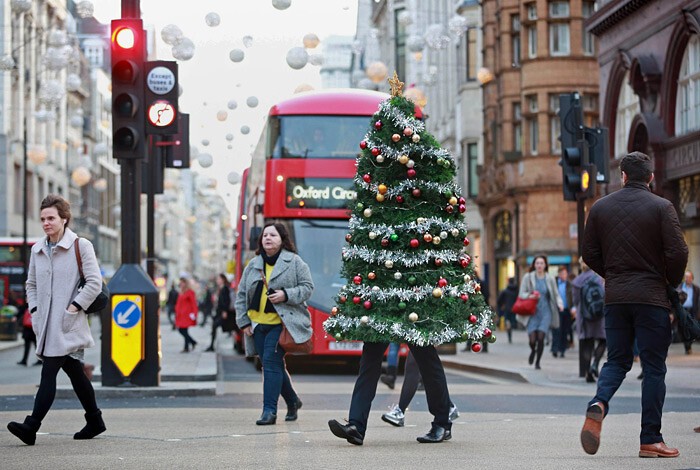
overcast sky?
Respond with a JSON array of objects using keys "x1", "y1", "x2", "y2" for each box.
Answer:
[{"x1": 92, "y1": 0, "x2": 359, "y2": 214}]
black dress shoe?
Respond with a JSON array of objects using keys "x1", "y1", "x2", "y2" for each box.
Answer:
[
  {"x1": 328, "y1": 419, "x2": 363, "y2": 445},
  {"x1": 417, "y1": 424, "x2": 452, "y2": 443},
  {"x1": 256, "y1": 411, "x2": 277, "y2": 425},
  {"x1": 285, "y1": 398, "x2": 302, "y2": 421}
]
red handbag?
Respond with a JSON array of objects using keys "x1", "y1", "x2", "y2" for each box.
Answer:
[{"x1": 512, "y1": 297, "x2": 538, "y2": 316}]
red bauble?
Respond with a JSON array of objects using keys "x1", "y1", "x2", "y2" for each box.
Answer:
[
  {"x1": 353, "y1": 275, "x2": 362, "y2": 285},
  {"x1": 411, "y1": 188, "x2": 421, "y2": 198},
  {"x1": 469, "y1": 315, "x2": 477, "y2": 323},
  {"x1": 445, "y1": 205, "x2": 454, "y2": 214},
  {"x1": 460, "y1": 258, "x2": 469, "y2": 268},
  {"x1": 345, "y1": 234, "x2": 352, "y2": 242},
  {"x1": 391, "y1": 133, "x2": 401, "y2": 142},
  {"x1": 403, "y1": 127, "x2": 413, "y2": 136},
  {"x1": 371, "y1": 147, "x2": 380, "y2": 157},
  {"x1": 359, "y1": 141, "x2": 368, "y2": 149},
  {"x1": 374, "y1": 120, "x2": 383, "y2": 130},
  {"x1": 484, "y1": 328, "x2": 492, "y2": 337},
  {"x1": 367, "y1": 272, "x2": 376, "y2": 280},
  {"x1": 458, "y1": 204, "x2": 466, "y2": 213},
  {"x1": 363, "y1": 300, "x2": 372, "y2": 310},
  {"x1": 460, "y1": 293, "x2": 469, "y2": 302},
  {"x1": 407, "y1": 169, "x2": 417, "y2": 179},
  {"x1": 353, "y1": 296, "x2": 361, "y2": 304},
  {"x1": 471, "y1": 343, "x2": 482, "y2": 353},
  {"x1": 396, "y1": 195, "x2": 405, "y2": 203},
  {"x1": 339, "y1": 295, "x2": 347, "y2": 303},
  {"x1": 438, "y1": 278, "x2": 448, "y2": 287},
  {"x1": 381, "y1": 238, "x2": 390, "y2": 247},
  {"x1": 463, "y1": 237, "x2": 470, "y2": 246},
  {"x1": 363, "y1": 174, "x2": 371, "y2": 183},
  {"x1": 434, "y1": 258, "x2": 443, "y2": 267},
  {"x1": 409, "y1": 239, "x2": 420, "y2": 248},
  {"x1": 423, "y1": 233, "x2": 433, "y2": 243},
  {"x1": 458, "y1": 197, "x2": 466, "y2": 205}
]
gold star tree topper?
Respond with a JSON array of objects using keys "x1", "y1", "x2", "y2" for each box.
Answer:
[{"x1": 388, "y1": 71, "x2": 404, "y2": 97}]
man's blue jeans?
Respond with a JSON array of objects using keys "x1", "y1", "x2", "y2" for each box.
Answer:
[
  {"x1": 590, "y1": 304, "x2": 672, "y2": 444},
  {"x1": 253, "y1": 323, "x2": 298, "y2": 414}
]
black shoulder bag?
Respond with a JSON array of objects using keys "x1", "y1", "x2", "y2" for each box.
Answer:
[{"x1": 74, "y1": 239, "x2": 110, "y2": 314}]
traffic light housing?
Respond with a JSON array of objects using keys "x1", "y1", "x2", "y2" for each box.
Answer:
[
  {"x1": 588, "y1": 127, "x2": 609, "y2": 184},
  {"x1": 559, "y1": 93, "x2": 595, "y2": 200},
  {"x1": 144, "y1": 61, "x2": 179, "y2": 135},
  {"x1": 111, "y1": 19, "x2": 146, "y2": 160}
]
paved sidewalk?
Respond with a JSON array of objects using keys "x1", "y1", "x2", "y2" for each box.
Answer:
[{"x1": 440, "y1": 327, "x2": 700, "y2": 395}]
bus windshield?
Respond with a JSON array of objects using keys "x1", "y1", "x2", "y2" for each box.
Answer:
[
  {"x1": 289, "y1": 219, "x2": 347, "y2": 312},
  {"x1": 269, "y1": 115, "x2": 371, "y2": 159}
]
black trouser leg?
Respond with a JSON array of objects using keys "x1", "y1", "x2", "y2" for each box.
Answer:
[
  {"x1": 62, "y1": 357, "x2": 99, "y2": 415},
  {"x1": 592, "y1": 339, "x2": 607, "y2": 371},
  {"x1": 535, "y1": 331, "x2": 545, "y2": 366},
  {"x1": 579, "y1": 338, "x2": 594, "y2": 377},
  {"x1": 31, "y1": 357, "x2": 63, "y2": 422},
  {"x1": 409, "y1": 344, "x2": 451, "y2": 429},
  {"x1": 398, "y1": 351, "x2": 421, "y2": 412},
  {"x1": 348, "y1": 342, "x2": 387, "y2": 437}
]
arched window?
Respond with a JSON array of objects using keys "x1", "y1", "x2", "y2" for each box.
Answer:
[
  {"x1": 675, "y1": 35, "x2": 700, "y2": 135},
  {"x1": 614, "y1": 71, "x2": 640, "y2": 159}
]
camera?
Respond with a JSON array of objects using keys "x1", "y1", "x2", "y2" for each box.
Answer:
[{"x1": 266, "y1": 288, "x2": 276, "y2": 295}]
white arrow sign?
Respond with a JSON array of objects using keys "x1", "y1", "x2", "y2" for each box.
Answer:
[{"x1": 117, "y1": 304, "x2": 137, "y2": 325}]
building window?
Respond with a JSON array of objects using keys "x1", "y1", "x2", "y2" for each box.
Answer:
[
  {"x1": 676, "y1": 35, "x2": 700, "y2": 136},
  {"x1": 511, "y1": 14, "x2": 521, "y2": 67},
  {"x1": 528, "y1": 25, "x2": 537, "y2": 58},
  {"x1": 467, "y1": 142, "x2": 479, "y2": 198},
  {"x1": 549, "y1": 1, "x2": 570, "y2": 18},
  {"x1": 582, "y1": 1, "x2": 596, "y2": 55},
  {"x1": 550, "y1": 94, "x2": 562, "y2": 154},
  {"x1": 528, "y1": 94, "x2": 538, "y2": 113},
  {"x1": 527, "y1": 3, "x2": 538, "y2": 20},
  {"x1": 513, "y1": 102, "x2": 522, "y2": 152},
  {"x1": 615, "y1": 71, "x2": 641, "y2": 158},
  {"x1": 494, "y1": 211, "x2": 512, "y2": 250},
  {"x1": 528, "y1": 117, "x2": 539, "y2": 155},
  {"x1": 463, "y1": 27, "x2": 478, "y2": 81},
  {"x1": 394, "y1": 8, "x2": 407, "y2": 82},
  {"x1": 549, "y1": 23, "x2": 570, "y2": 56}
]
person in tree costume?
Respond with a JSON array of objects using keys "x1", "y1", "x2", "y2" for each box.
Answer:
[{"x1": 326, "y1": 73, "x2": 495, "y2": 445}]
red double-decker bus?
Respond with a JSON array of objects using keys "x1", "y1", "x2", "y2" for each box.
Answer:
[
  {"x1": 233, "y1": 89, "x2": 421, "y2": 359},
  {"x1": 0, "y1": 237, "x2": 41, "y2": 306}
]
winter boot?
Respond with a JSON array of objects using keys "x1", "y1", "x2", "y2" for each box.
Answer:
[
  {"x1": 7, "y1": 415, "x2": 41, "y2": 445},
  {"x1": 74, "y1": 410, "x2": 106, "y2": 440}
]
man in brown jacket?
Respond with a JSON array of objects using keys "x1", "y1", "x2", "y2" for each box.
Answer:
[{"x1": 579, "y1": 151, "x2": 688, "y2": 459}]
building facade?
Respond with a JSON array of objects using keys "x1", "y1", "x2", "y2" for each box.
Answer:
[
  {"x1": 478, "y1": 0, "x2": 600, "y2": 292},
  {"x1": 588, "y1": 0, "x2": 700, "y2": 276}
]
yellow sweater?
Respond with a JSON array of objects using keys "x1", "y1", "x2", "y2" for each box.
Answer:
[{"x1": 248, "y1": 263, "x2": 281, "y2": 325}]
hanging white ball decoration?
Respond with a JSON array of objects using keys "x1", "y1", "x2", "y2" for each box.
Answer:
[
  {"x1": 227, "y1": 99, "x2": 238, "y2": 110},
  {"x1": 93, "y1": 142, "x2": 109, "y2": 157},
  {"x1": 69, "y1": 114, "x2": 83, "y2": 128},
  {"x1": 227, "y1": 172, "x2": 241, "y2": 185},
  {"x1": 272, "y1": 0, "x2": 291, "y2": 10},
  {"x1": 216, "y1": 110, "x2": 228, "y2": 121},
  {"x1": 425, "y1": 24, "x2": 451, "y2": 50},
  {"x1": 225, "y1": 133, "x2": 234, "y2": 141},
  {"x1": 227, "y1": 144, "x2": 233, "y2": 149},
  {"x1": 240, "y1": 125, "x2": 250, "y2": 135},
  {"x1": 407, "y1": 34, "x2": 426, "y2": 53},
  {"x1": 205, "y1": 12, "x2": 221, "y2": 27},
  {"x1": 201, "y1": 139, "x2": 210, "y2": 146},
  {"x1": 71, "y1": 166, "x2": 91, "y2": 187},
  {"x1": 246, "y1": 96, "x2": 259, "y2": 108},
  {"x1": 65, "y1": 73, "x2": 82, "y2": 92},
  {"x1": 286, "y1": 47, "x2": 308, "y2": 70},
  {"x1": 229, "y1": 49, "x2": 245, "y2": 62},
  {"x1": 448, "y1": 15, "x2": 469, "y2": 38},
  {"x1": 198, "y1": 153, "x2": 213, "y2": 168},
  {"x1": 93, "y1": 177, "x2": 107, "y2": 192},
  {"x1": 172, "y1": 37, "x2": 195, "y2": 61},
  {"x1": 366, "y1": 61, "x2": 388, "y2": 84},
  {"x1": 242, "y1": 35, "x2": 254, "y2": 48},
  {"x1": 10, "y1": 0, "x2": 32, "y2": 14},
  {"x1": 308, "y1": 54, "x2": 324, "y2": 66},
  {"x1": 76, "y1": 1, "x2": 94, "y2": 18},
  {"x1": 161, "y1": 24, "x2": 184, "y2": 46},
  {"x1": 303, "y1": 33, "x2": 320, "y2": 49}
]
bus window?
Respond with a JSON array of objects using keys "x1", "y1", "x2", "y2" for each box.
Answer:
[
  {"x1": 270, "y1": 115, "x2": 371, "y2": 159},
  {"x1": 287, "y1": 219, "x2": 347, "y2": 312}
]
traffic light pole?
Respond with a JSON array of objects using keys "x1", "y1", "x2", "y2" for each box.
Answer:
[
  {"x1": 577, "y1": 198, "x2": 585, "y2": 262},
  {"x1": 122, "y1": 0, "x2": 139, "y2": 18}
]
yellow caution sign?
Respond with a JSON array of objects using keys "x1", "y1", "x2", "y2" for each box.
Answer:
[{"x1": 111, "y1": 294, "x2": 144, "y2": 377}]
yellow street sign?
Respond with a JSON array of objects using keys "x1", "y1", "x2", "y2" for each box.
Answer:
[{"x1": 111, "y1": 294, "x2": 144, "y2": 378}]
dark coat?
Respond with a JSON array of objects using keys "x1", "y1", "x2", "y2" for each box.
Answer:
[
  {"x1": 678, "y1": 282, "x2": 700, "y2": 318},
  {"x1": 582, "y1": 181, "x2": 688, "y2": 309},
  {"x1": 497, "y1": 283, "x2": 519, "y2": 314},
  {"x1": 216, "y1": 284, "x2": 231, "y2": 317}
]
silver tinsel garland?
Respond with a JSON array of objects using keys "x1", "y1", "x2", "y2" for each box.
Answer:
[{"x1": 349, "y1": 215, "x2": 468, "y2": 236}]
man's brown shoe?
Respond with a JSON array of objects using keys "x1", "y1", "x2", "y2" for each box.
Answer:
[
  {"x1": 694, "y1": 426, "x2": 700, "y2": 433},
  {"x1": 639, "y1": 442, "x2": 679, "y2": 458},
  {"x1": 580, "y1": 402, "x2": 604, "y2": 455}
]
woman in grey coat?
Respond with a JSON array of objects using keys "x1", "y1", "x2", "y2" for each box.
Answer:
[
  {"x1": 7, "y1": 195, "x2": 105, "y2": 446},
  {"x1": 235, "y1": 222, "x2": 314, "y2": 426}
]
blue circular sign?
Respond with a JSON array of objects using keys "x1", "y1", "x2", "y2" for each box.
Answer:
[{"x1": 112, "y1": 300, "x2": 141, "y2": 329}]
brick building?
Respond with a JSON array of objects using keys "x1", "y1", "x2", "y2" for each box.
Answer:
[{"x1": 478, "y1": 0, "x2": 601, "y2": 292}]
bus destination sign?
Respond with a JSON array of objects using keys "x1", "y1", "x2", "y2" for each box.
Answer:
[{"x1": 286, "y1": 178, "x2": 356, "y2": 209}]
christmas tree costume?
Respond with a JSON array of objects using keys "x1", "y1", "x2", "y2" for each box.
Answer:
[{"x1": 326, "y1": 73, "x2": 495, "y2": 445}]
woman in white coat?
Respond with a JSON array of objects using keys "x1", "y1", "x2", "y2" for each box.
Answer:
[{"x1": 7, "y1": 195, "x2": 105, "y2": 446}]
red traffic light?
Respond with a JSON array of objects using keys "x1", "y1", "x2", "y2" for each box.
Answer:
[{"x1": 112, "y1": 26, "x2": 136, "y2": 50}]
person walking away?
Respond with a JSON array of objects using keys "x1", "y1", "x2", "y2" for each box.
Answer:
[
  {"x1": 553, "y1": 266, "x2": 574, "y2": 358},
  {"x1": 579, "y1": 151, "x2": 688, "y2": 458},
  {"x1": 497, "y1": 278, "x2": 519, "y2": 343},
  {"x1": 381, "y1": 350, "x2": 460, "y2": 426},
  {"x1": 677, "y1": 270, "x2": 699, "y2": 354},
  {"x1": 235, "y1": 222, "x2": 313, "y2": 425},
  {"x1": 166, "y1": 282, "x2": 178, "y2": 330},
  {"x1": 206, "y1": 273, "x2": 231, "y2": 352},
  {"x1": 517, "y1": 255, "x2": 563, "y2": 370},
  {"x1": 7, "y1": 194, "x2": 106, "y2": 445},
  {"x1": 175, "y1": 277, "x2": 198, "y2": 352},
  {"x1": 571, "y1": 258, "x2": 606, "y2": 382}
]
